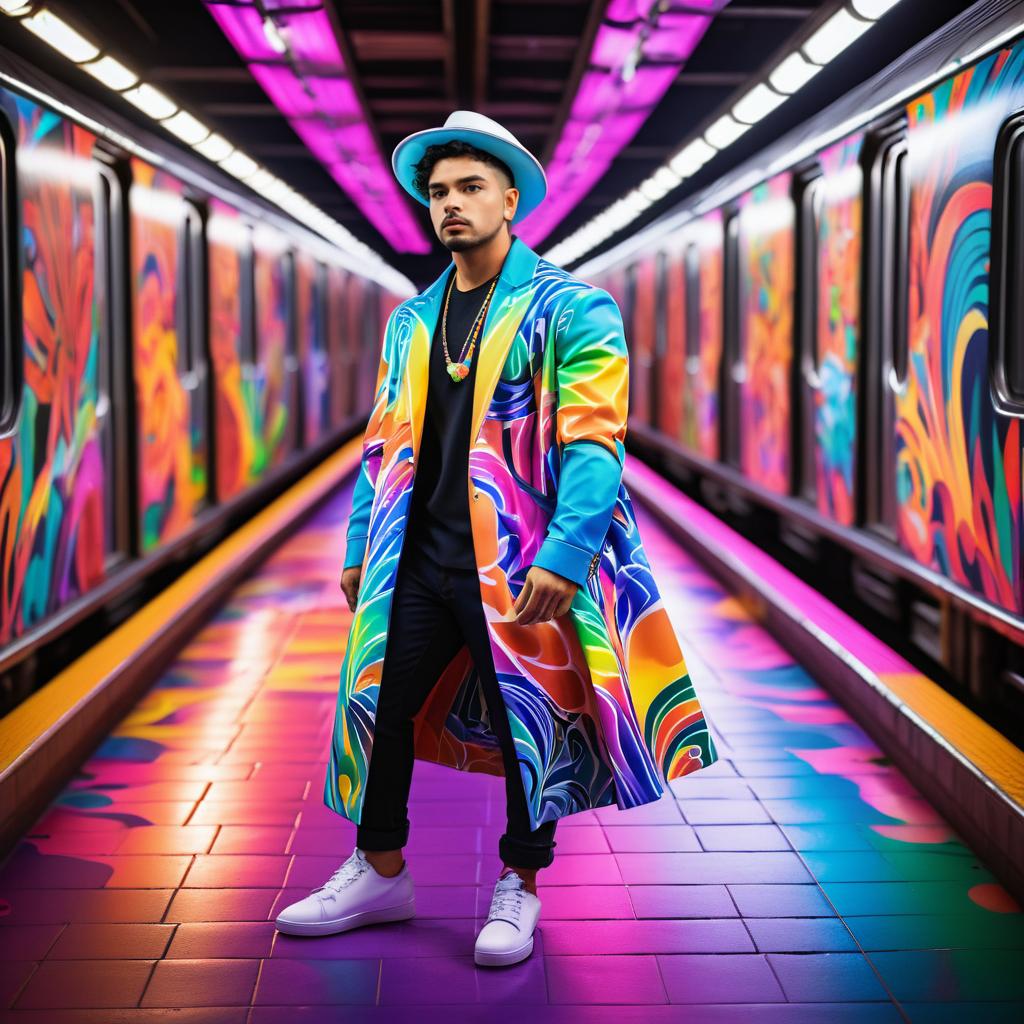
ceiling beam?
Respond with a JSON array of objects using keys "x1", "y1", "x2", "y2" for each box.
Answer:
[
  {"x1": 148, "y1": 66, "x2": 254, "y2": 83},
  {"x1": 201, "y1": 103, "x2": 281, "y2": 116},
  {"x1": 671, "y1": 70, "x2": 752, "y2": 86},
  {"x1": 489, "y1": 35, "x2": 580, "y2": 62},
  {"x1": 441, "y1": 0, "x2": 458, "y2": 103},
  {"x1": 716, "y1": 4, "x2": 814, "y2": 16},
  {"x1": 374, "y1": 117, "x2": 554, "y2": 136},
  {"x1": 361, "y1": 74, "x2": 446, "y2": 90},
  {"x1": 474, "y1": 0, "x2": 491, "y2": 109},
  {"x1": 368, "y1": 98, "x2": 557, "y2": 117},
  {"x1": 492, "y1": 76, "x2": 566, "y2": 93},
  {"x1": 347, "y1": 30, "x2": 448, "y2": 61}
]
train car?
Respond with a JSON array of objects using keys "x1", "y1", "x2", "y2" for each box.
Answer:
[
  {"x1": 581, "y1": 4, "x2": 1024, "y2": 737},
  {"x1": 0, "y1": 49, "x2": 410, "y2": 708}
]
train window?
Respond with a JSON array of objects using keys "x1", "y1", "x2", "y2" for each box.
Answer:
[
  {"x1": 313, "y1": 262, "x2": 327, "y2": 354},
  {"x1": 93, "y1": 158, "x2": 128, "y2": 561},
  {"x1": 175, "y1": 201, "x2": 206, "y2": 375},
  {"x1": 283, "y1": 249, "x2": 298, "y2": 360},
  {"x1": 0, "y1": 116, "x2": 17, "y2": 436},
  {"x1": 684, "y1": 242, "x2": 700, "y2": 364},
  {"x1": 622, "y1": 262, "x2": 638, "y2": 412},
  {"x1": 796, "y1": 169, "x2": 824, "y2": 502},
  {"x1": 891, "y1": 143, "x2": 910, "y2": 387},
  {"x1": 862, "y1": 116, "x2": 908, "y2": 538},
  {"x1": 722, "y1": 208, "x2": 741, "y2": 468},
  {"x1": 653, "y1": 249, "x2": 668, "y2": 425},
  {"x1": 239, "y1": 228, "x2": 256, "y2": 365},
  {"x1": 363, "y1": 280, "x2": 379, "y2": 370},
  {"x1": 992, "y1": 113, "x2": 1024, "y2": 408}
]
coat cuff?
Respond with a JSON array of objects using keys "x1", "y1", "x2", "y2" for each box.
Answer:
[
  {"x1": 532, "y1": 535, "x2": 597, "y2": 588},
  {"x1": 344, "y1": 534, "x2": 368, "y2": 570}
]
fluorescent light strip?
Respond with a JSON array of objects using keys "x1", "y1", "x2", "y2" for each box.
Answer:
[
  {"x1": 543, "y1": 0, "x2": 904, "y2": 268},
  {"x1": 0, "y1": 3, "x2": 412, "y2": 293},
  {"x1": 22, "y1": 8, "x2": 99, "y2": 62},
  {"x1": 573, "y1": 15, "x2": 1024, "y2": 282}
]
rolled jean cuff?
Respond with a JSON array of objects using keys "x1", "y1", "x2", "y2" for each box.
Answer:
[
  {"x1": 356, "y1": 819, "x2": 410, "y2": 851},
  {"x1": 499, "y1": 833, "x2": 557, "y2": 870}
]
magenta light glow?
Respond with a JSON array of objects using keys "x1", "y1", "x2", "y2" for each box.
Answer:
[
  {"x1": 516, "y1": 0, "x2": 729, "y2": 249},
  {"x1": 205, "y1": 0, "x2": 430, "y2": 254}
]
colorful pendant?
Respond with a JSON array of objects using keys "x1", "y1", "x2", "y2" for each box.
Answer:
[{"x1": 447, "y1": 361, "x2": 470, "y2": 381}]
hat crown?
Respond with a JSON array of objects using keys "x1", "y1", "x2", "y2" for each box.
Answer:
[{"x1": 441, "y1": 110, "x2": 522, "y2": 149}]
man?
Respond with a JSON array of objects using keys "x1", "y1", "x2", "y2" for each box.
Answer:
[{"x1": 276, "y1": 111, "x2": 719, "y2": 967}]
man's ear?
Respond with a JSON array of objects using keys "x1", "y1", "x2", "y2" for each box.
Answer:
[{"x1": 505, "y1": 186, "x2": 520, "y2": 222}]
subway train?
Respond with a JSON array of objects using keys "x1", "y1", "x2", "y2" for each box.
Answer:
[
  {"x1": 582, "y1": 4, "x2": 1024, "y2": 741},
  {"x1": 0, "y1": 47, "x2": 409, "y2": 709}
]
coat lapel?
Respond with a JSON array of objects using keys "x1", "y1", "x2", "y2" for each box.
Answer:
[{"x1": 403, "y1": 234, "x2": 541, "y2": 464}]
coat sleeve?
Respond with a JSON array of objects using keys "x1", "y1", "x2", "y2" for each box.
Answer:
[
  {"x1": 531, "y1": 286, "x2": 629, "y2": 587},
  {"x1": 343, "y1": 306, "x2": 399, "y2": 570}
]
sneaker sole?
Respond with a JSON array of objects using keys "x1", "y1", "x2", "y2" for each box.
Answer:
[
  {"x1": 275, "y1": 895, "x2": 416, "y2": 937},
  {"x1": 474, "y1": 932, "x2": 535, "y2": 967}
]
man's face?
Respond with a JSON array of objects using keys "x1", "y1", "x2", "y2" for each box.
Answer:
[{"x1": 427, "y1": 156, "x2": 519, "y2": 251}]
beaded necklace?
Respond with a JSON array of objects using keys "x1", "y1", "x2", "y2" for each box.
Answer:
[{"x1": 441, "y1": 269, "x2": 499, "y2": 382}]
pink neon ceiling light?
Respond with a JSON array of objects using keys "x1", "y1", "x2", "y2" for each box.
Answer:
[
  {"x1": 515, "y1": 0, "x2": 730, "y2": 249},
  {"x1": 205, "y1": 1, "x2": 431, "y2": 254}
]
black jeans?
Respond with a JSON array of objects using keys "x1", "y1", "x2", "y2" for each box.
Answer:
[{"x1": 355, "y1": 541, "x2": 558, "y2": 870}]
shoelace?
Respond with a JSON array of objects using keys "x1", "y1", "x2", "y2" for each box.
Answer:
[
  {"x1": 313, "y1": 854, "x2": 368, "y2": 899},
  {"x1": 487, "y1": 875, "x2": 526, "y2": 925}
]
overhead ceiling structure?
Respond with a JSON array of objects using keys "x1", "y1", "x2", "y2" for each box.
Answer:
[
  {"x1": 203, "y1": 0, "x2": 432, "y2": 254},
  {"x1": 0, "y1": 0, "x2": 980, "y2": 289},
  {"x1": 514, "y1": 0, "x2": 729, "y2": 249}
]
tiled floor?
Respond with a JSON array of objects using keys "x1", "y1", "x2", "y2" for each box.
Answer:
[{"x1": 1, "y1": 475, "x2": 1023, "y2": 1022}]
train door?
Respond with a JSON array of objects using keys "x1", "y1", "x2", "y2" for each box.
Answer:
[
  {"x1": 734, "y1": 171, "x2": 796, "y2": 496},
  {"x1": 325, "y1": 263, "x2": 349, "y2": 425},
  {"x1": 802, "y1": 134, "x2": 865, "y2": 529},
  {"x1": 207, "y1": 200, "x2": 257, "y2": 501},
  {"x1": 992, "y1": 110, "x2": 1024, "y2": 617},
  {"x1": 360, "y1": 279, "x2": 381, "y2": 408},
  {"x1": 252, "y1": 224, "x2": 293, "y2": 470}
]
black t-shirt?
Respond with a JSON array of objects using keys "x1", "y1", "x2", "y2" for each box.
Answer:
[{"x1": 405, "y1": 267, "x2": 498, "y2": 570}]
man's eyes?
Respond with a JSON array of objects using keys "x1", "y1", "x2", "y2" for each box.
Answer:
[{"x1": 431, "y1": 184, "x2": 481, "y2": 198}]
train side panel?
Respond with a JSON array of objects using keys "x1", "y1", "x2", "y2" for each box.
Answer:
[
  {"x1": 899, "y1": 44, "x2": 1024, "y2": 614},
  {"x1": 0, "y1": 94, "x2": 109, "y2": 646},
  {"x1": 208, "y1": 197, "x2": 258, "y2": 502},
  {"x1": 129, "y1": 157, "x2": 207, "y2": 550},
  {"x1": 813, "y1": 133, "x2": 864, "y2": 527},
  {"x1": 736, "y1": 170, "x2": 795, "y2": 496}
]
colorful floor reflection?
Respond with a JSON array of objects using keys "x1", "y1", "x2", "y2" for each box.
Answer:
[{"x1": 1, "y1": 476, "x2": 1023, "y2": 1021}]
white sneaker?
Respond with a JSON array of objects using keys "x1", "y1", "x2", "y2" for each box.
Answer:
[
  {"x1": 275, "y1": 847, "x2": 415, "y2": 937},
  {"x1": 474, "y1": 869, "x2": 541, "y2": 966}
]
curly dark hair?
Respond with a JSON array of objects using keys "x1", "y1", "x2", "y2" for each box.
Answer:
[{"x1": 411, "y1": 140, "x2": 515, "y2": 201}]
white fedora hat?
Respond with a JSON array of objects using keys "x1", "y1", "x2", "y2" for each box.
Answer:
[{"x1": 391, "y1": 110, "x2": 547, "y2": 223}]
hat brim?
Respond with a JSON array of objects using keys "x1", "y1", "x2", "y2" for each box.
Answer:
[{"x1": 391, "y1": 126, "x2": 547, "y2": 224}]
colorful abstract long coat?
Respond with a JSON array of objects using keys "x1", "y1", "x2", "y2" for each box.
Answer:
[{"x1": 325, "y1": 234, "x2": 719, "y2": 831}]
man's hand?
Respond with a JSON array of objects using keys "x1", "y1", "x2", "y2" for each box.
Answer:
[
  {"x1": 513, "y1": 565, "x2": 577, "y2": 625},
  {"x1": 340, "y1": 565, "x2": 362, "y2": 612}
]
